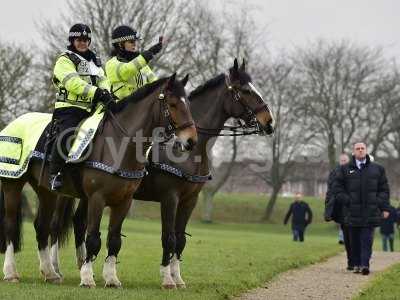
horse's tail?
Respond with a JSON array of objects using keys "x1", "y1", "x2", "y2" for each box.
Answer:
[
  {"x1": 0, "y1": 185, "x2": 23, "y2": 253},
  {"x1": 0, "y1": 185, "x2": 5, "y2": 253},
  {"x1": 52, "y1": 196, "x2": 75, "y2": 248}
]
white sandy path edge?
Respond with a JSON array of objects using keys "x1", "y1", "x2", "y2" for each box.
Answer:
[{"x1": 235, "y1": 251, "x2": 400, "y2": 300}]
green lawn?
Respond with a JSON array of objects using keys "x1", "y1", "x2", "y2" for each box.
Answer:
[
  {"x1": 354, "y1": 263, "x2": 400, "y2": 300},
  {"x1": 0, "y1": 218, "x2": 341, "y2": 300},
  {"x1": 126, "y1": 193, "x2": 330, "y2": 224}
]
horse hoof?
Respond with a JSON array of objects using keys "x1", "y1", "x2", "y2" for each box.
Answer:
[
  {"x1": 4, "y1": 277, "x2": 19, "y2": 283},
  {"x1": 105, "y1": 282, "x2": 122, "y2": 289},
  {"x1": 46, "y1": 276, "x2": 63, "y2": 284},
  {"x1": 162, "y1": 283, "x2": 177, "y2": 289},
  {"x1": 176, "y1": 283, "x2": 186, "y2": 289},
  {"x1": 80, "y1": 283, "x2": 96, "y2": 288}
]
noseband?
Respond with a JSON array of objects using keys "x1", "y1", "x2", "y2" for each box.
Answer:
[
  {"x1": 158, "y1": 91, "x2": 194, "y2": 140},
  {"x1": 194, "y1": 74, "x2": 270, "y2": 137}
]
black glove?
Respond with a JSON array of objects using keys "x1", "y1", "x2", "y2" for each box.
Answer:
[
  {"x1": 93, "y1": 88, "x2": 115, "y2": 108},
  {"x1": 148, "y1": 41, "x2": 162, "y2": 55},
  {"x1": 142, "y1": 39, "x2": 163, "y2": 62}
]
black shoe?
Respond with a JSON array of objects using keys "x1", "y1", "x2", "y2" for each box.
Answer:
[
  {"x1": 346, "y1": 266, "x2": 354, "y2": 271},
  {"x1": 361, "y1": 267, "x2": 370, "y2": 275},
  {"x1": 353, "y1": 266, "x2": 361, "y2": 273},
  {"x1": 49, "y1": 172, "x2": 63, "y2": 191}
]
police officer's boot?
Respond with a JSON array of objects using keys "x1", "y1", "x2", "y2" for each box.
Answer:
[{"x1": 49, "y1": 140, "x2": 65, "y2": 191}]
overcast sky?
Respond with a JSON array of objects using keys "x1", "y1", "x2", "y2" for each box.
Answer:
[{"x1": 0, "y1": 0, "x2": 399, "y2": 58}]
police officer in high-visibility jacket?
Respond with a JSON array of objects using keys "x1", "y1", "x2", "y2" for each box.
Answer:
[
  {"x1": 105, "y1": 25, "x2": 162, "y2": 101},
  {"x1": 49, "y1": 23, "x2": 114, "y2": 190}
]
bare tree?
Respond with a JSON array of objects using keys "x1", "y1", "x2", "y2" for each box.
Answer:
[
  {"x1": 0, "y1": 41, "x2": 36, "y2": 128},
  {"x1": 201, "y1": 135, "x2": 239, "y2": 222},
  {"x1": 293, "y1": 40, "x2": 386, "y2": 169},
  {"x1": 360, "y1": 64, "x2": 400, "y2": 156},
  {"x1": 245, "y1": 57, "x2": 315, "y2": 221}
]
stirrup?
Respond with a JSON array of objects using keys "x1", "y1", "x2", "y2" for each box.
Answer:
[{"x1": 50, "y1": 172, "x2": 63, "y2": 191}]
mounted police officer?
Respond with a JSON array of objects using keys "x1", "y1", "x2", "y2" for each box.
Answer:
[
  {"x1": 49, "y1": 23, "x2": 113, "y2": 190},
  {"x1": 105, "y1": 25, "x2": 162, "y2": 100}
]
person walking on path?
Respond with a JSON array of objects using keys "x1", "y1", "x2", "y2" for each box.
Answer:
[
  {"x1": 333, "y1": 142, "x2": 390, "y2": 275},
  {"x1": 380, "y1": 205, "x2": 397, "y2": 252},
  {"x1": 325, "y1": 153, "x2": 354, "y2": 270},
  {"x1": 284, "y1": 193, "x2": 313, "y2": 242}
]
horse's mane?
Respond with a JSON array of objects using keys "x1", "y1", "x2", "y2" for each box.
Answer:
[
  {"x1": 188, "y1": 68, "x2": 252, "y2": 101},
  {"x1": 112, "y1": 77, "x2": 168, "y2": 113},
  {"x1": 188, "y1": 74, "x2": 225, "y2": 100}
]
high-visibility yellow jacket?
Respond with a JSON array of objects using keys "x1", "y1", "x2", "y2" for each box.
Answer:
[
  {"x1": 53, "y1": 50, "x2": 110, "y2": 112},
  {"x1": 105, "y1": 54, "x2": 157, "y2": 101}
]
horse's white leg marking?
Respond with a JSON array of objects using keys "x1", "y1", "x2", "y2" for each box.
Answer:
[
  {"x1": 38, "y1": 246, "x2": 62, "y2": 283},
  {"x1": 76, "y1": 242, "x2": 86, "y2": 270},
  {"x1": 160, "y1": 264, "x2": 176, "y2": 289},
  {"x1": 50, "y1": 241, "x2": 62, "y2": 277},
  {"x1": 102, "y1": 255, "x2": 121, "y2": 288},
  {"x1": 3, "y1": 242, "x2": 19, "y2": 282},
  {"x1": 170, "y1": 254, "x2": 186, "y2": 288},
  {"x1": 80, "y1": 260, "x2": 96, "y2": 287}
]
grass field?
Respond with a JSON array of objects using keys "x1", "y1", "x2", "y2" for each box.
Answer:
[
  {"x1": 354, "y1": 263, "x2": 400, "y2": 300},
  {"x1": 12, "y1": 190, "x2": 399, "y2": 299},
  {"x1": 0, "y1": 218, "x2": 342, "y2": 300}
]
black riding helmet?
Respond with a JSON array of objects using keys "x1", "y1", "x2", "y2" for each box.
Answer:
[
  {"x1": 111, "y1": 25, "x2": 140, "y2": 45},
  {"x1": 68, "y1": 23, "x2": 92, "y2": 44}
]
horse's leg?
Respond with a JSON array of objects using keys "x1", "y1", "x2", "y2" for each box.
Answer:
[
  {"x1": 171, "y1": 195, "x2": 198, "y2": 289},
  {"x1": 102, "y1": 198, "x2": 132, "y2": 288},
  {"x1": 49, "y1": 196, "x2": 75, "y2": 277},
  {"x1": 160, "y1": 193, "x2": 179, "y2": 289},
  {"x1": 33, "y1": 187, "x2": 62, "y2": 283},
  {"x1": 73, "y1": 197, "x2": 88, "y2": 270},
  {"x1": 80, "y1": 193, "x2": 104, "y2": 288},
  {"x1": 0, "y1": 180, "x2": 25, "y2": 282}
]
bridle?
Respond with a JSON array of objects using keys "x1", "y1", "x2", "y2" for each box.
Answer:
[
  {"x1": 106, "y1": 84, "x2": 194, "y2": 142},
  {"x1": 196, "y1": 73, "x2": 271, "y2": 137},
  {"x1": 157, "y1": 90, "x2": 194, "y2": 140}
]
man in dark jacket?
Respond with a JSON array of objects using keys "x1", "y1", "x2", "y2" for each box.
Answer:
[
  {"x1": 333, "y1": 142, "x2": 390, "y2": 275},
  {"x1": 380, "y1": 205, "x2": 397, "y2": 252},
  {"x1": 325, "y1": 153, "x2": 353, "y2": 270},
  {"x1": 284, "y1": 193, "x2": 313, "y2": 242}
]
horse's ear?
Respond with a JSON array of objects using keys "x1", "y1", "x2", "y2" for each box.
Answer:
[
  {"x1": 240, "y1": 59, "x2": 246, "y2": 71},
  {"x1": 181, "y1": 74, "x2": 189, "y2": 87},
  {"x1": 233, "y1": 58, "x2": 239, "y2": 71},
  {"x1": 167, "y1": 73, "x2": 177, "y2": 90}
]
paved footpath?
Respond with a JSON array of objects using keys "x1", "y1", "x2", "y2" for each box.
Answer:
[{"x1": 236, "y1": 251, "x2": 400, "y2": 300}]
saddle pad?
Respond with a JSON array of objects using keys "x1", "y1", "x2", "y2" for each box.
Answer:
[
  {"x1": 0, "y1": 112, "x2": 52, "y2": 178},
  {"x1": 67, "y1": 105, "x2": 105, "y2": 162}
]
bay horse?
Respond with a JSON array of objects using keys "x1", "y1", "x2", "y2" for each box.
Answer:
[
  {"x1": 0, "y1": 74, "x2": 197, "y2": 288},
  {"x1": 57, "y1": 58, "x2": 274, "y2": 288}
]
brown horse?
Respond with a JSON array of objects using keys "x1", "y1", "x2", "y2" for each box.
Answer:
[
  {"x1": 0, "y1": 74, "x2": 197, "y2": 287},
  {"x1": 62, "y1": 58, "x2": 274, "y2": 288}
]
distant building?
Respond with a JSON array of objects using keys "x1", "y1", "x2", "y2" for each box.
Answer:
[{"x1": 215, "y1": 157, "x2": 400, "y2": 199}]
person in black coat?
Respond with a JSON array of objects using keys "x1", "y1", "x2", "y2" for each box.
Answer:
[
  {"x1": 284, "y1": 192, "x2": 313, "y2": 242},
  {"x1": 380, "y1": 205, "x2": 397, "y2": 252},
  {"x1": 325, "y1": 153, "x2": 353, "y2": 269},
  {"x1": 333, "y1": 142, "x2": 390, "y2": 275}
]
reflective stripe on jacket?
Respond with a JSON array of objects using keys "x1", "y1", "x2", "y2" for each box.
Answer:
[
  {"x1": 105, "y1": 55, "x2": 157, "y2": 101},
  {"x1": 53, "y1": 52, "x2": 110, "y2": 112}
]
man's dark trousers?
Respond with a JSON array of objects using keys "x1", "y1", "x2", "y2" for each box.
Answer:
[
  {"x1": 341, "y1": 224, "x2": 353, "y2": 267},
  {"x1": 292, "y1": 225, "x2": 305, "y2": 242},
  {"x1": 349, "y1": 226, "x2": 374, "y2": 268}
]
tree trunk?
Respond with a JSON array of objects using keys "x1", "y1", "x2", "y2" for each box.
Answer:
[
  {"x1": 328, "y1": 138, "x2": 337, "y2": 170},
  {"x1": 262, "y1": 187, "x2": 280, "y2": 221},
  {"x1": 201, "y1": 189, "x2": 214, "y2": 223},
  {"x1": 21, "y1": 193, "x2": 34, "y2": 220}
]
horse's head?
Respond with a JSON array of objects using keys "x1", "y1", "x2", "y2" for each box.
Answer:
[
  {"x1": 223, "y1": 58, "x2": 275, "y2": 135},
  {"x1": 160, "y1": 73, "x2": 197, "y2": 151}
]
